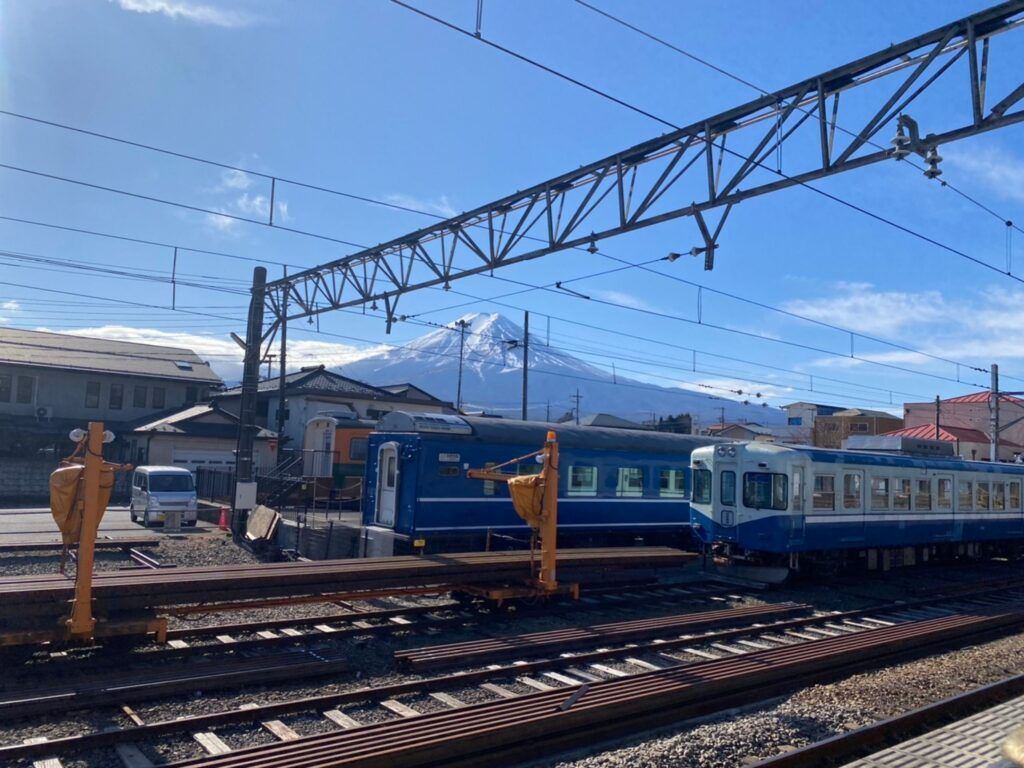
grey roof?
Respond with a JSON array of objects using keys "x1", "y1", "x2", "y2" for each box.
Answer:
[
  {"x1": 577, "y1": 413, "x2": 648, "y2": 430},
  {"x1": 827, "y1": 408, "x2": 901, "y2": 419},
  {"x1": 379, "y1": 383, "x2": 447, "y2": 403},
  {"x1": 0, "y1": 327, "x2": 222, "y2": 384},
  {"x1": 377, "y1": 411, "x2": 721, "y2": 455},
  {"x1": 130, "y1": 403, "x2": 275, "y2": 439},
  {"x1": 218, "y1": 366, "x2": 393, "y2": 399}
]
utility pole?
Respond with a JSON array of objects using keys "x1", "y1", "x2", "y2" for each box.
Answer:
[
  {"x1": 276, "y1": 267, "x2": 288, "y2": 463},
  {"x1": 718, "y1": 406, "x2": 726, "y2": 428},
  {"x1": 546, "y1": 400, "x2": 551, "y2": 422},
  {"x1": 455, "y1": 319, "x2": 469, "y2": 412},
  {"x1": 934, "y1": 395, "x2": 941, "y2": 440},
  {"x1": 264, "y1": 354, "x2": 276, "y2": 380},
  {"x1": 522, "y1": 310, "x2": 529, "y2": 421},
  {"x1": 235, "y1": 266, "x2": 267, "y2": 498},
  {"x1": 991, "y1": 363, "x2": 1000, "y2": 462},
  {"x1": 572, "y1": 389, "x2": 582, "y2": 425}
]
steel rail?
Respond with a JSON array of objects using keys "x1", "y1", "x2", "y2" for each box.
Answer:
[{"x1": 164, "y1": 609, "x2": 1024, "y2": 768}]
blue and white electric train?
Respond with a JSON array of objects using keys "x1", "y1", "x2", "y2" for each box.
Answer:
[
  {"x1": 361, "y1": 412, "x2": 718, "y2": 556},
  {"x1": 689, "y1": 441, "x2": 1024, "y2": 571}
]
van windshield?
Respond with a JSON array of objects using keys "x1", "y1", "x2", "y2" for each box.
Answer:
[{"x1": 149, "y1": 474, "x2": 194, "y2": 492}]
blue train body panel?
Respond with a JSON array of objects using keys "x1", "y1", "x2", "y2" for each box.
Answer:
[
  {"x1": 361, "y1": 412, "x2": 717, "y2": 554},
  {"x1": 689, "y1": 442, "x2": 1024, "y2": 560}
]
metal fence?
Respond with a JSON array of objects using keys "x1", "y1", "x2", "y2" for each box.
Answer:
[{"x1": 195, "y1": 466, "x2": 235, "y2": 503}]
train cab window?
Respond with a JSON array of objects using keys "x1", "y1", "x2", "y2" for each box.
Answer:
[
  {"x1": 959, "y1": 480, "x2": 973, "y2": 510},
  {"x1": 843, "y1": 474, "x2": 862, "y2": 510},
  {"x1": 616, "y1": 468, "x2": 643, "y2": 497},
  {"x1": 743, "y1": 472, "x2": 788, "y2": 511},
  {"x1": 659, "y1": 469, "x2": 686, "y2": 498},
  {"x1": 937, "y1": 478, "x2": 952, "y2": 510},
  {"x1": 813, "y1": 475, "x2": 835, "y2": 510},
  {"x1": 692, "y1": 469, "x2": 712, "y2": 504},
  {"x1": 720, "y1": 471, "x2": 736, "y2": 507},
  {"x1": 894, "y1": 478, "x2": 911, "y2": 511},
  {"x1": 914, "y1": 479, "x2": 931, "y2": 511},
  {"x1": 870, "y1": 477, "x2": 889, "y2": 510},
  {"x1": 976, "y1": 481, "x2": 991, "y2": 511},
  {"x1": 1010, "y1": 481, "x2": 1021, "y2": 510},
  {"x1": 993, "y1": 482, "x2": 1006, "y2": 511},
  {"x1": 568, "y1": 465, "x2": 598, "y2": 497}
]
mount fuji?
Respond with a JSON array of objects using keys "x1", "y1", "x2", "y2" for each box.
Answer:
[{"x1": 338, "y1": 313, "x2": 785, "y2": 426}]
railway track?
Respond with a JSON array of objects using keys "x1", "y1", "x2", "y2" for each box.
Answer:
[{"x1": 6, "y1": 584, "x2": 1024, "y2": 765}]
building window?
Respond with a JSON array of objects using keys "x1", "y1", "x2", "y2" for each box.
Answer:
[
  {"x1": 720, "y1": 470, "x2": 736, "y2": 506},
  {"x1": 16, "y1": 375, "x2": 34, "y2": 404},
  {"x1": 787, "y1": 417, "x2": 802, "y2": 426},
  {"x1": 849, "y1": 422, "x2": 869, "y2": 433},
  {"x1": 659, "y1": 469, "x2": 686, "y2": 498},
  {"x1": 85, "y1": 381, "x2": 101, "y2": 408},
  {"x1": 133, "y1": 385, "x2": 147, "y2": 408},
  {"x1": 843, "y1": 474, "x2": 862, "y2": 509},
  {"x1": 568, "y1": 465, "x2": 597, "y2": 496},
  {"x1": 109, "y1": 383, "x2": 123, "y2": 410},
  {"x1": 870, "y1": 477, "x2": 889, "y2": 510},
  {"x1": 0, "y1": 374, "x2": 10, "y2": 402},
  {"x1": 152, "y1": 387, "x2": 166, "y2": 409},
  {"x1": 813, "y1": 475, "x2": 835, "y2": 510},
  {"x1": 350, "y1": 437, "x2": 368, "y2": 461},
  {"x1": 958, "y1": 480, "x2": 973, "y2": 510},
  {"x1": 616, "y1": 468, "x2": 643, "y2": 497},
  {"x1": 185, "y1": 385, "x2": 198, "y2": 404}
]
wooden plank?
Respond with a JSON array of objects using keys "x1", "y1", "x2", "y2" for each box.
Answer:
[
  {"x1": 389, "y1": 616, "x2": 412, "y2": 625},
  {"x1": 589, "y1": 663, "x2": 628, "y2": 678},
  {"x1": 351, "y1": 621, "x2": 373, "y2": 630},
  {"x1": 381, "y1": 699, "x2": 421, "y2": 718},
  {"x1": 261, "y1": 720, "x2": 300, "y2": 741},
  {"x1": 624, "y1": 657, "x2": 663, "y2": 671},
  {"x1": 313, "y1": 624, "x2": 337, "y2": 633},
  {"x1": 24, "y1": 737, "x2": 62, "y2": 768},
  {"x1": 480, "y1": 682, "x2": 518, "y2": 699},
  {"x1": 192, "y1": 733, "x2": 231, "y2": 755},
  {"x1": 121, "y1": 704, "x2": 145, "y2": 726},
  {"x1": 113, "y1": 743, "x2": 154, "y2": 768},
  {"x1": 679, "y1": 647, "x2": 719, "y2": 660},
  {"x1": 518, "y1": 676, "x2": 555, "y2": 691},
  {"x1": 735, "y1": 639, "x2": 773, "y2": 650},
  {"x1": 564, "y1": 667, "x2": 603, "y2": 682},
  {"x1": 323, "y1": 709, "x2": 361, "y2": 729},
  {"x1": 710, "y1": 643, "x2": 747, "y2": 655},
  {"x1": 167, "y1": 639, "x2": 189, "y2": 649},
  {"x1": 280, "y1": 628, "x2": 303, "y2": 638},
  {"x1": 215, "y1": 635, "x2": 236, "y2": 644},
  {"x1": 543, "y1": 671, "x2": 584, "y2": 686},
  {"x1": 256, "y1": 630, "x2": 279, "y2": 640},
  {"x1": 784, "y1": 631, "x2": 819, "y2": 641},
  {"x1": 429, "y1": 692, "x2": 466, "y2": 709}
]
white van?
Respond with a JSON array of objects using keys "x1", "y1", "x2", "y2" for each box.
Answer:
[{"x1": 130, "y1": 466, "x2": 199, "y2": 527}]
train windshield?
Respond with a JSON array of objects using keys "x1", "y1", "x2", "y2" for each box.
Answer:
[
  {"x1": 692, "y1": 469, "x2": 712, "y2": 504},
  {"x1": 743, "y1": 472, "x2": 788, "y2": 510}
]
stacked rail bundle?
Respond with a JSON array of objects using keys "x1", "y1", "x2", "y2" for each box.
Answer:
[
  {"x1": 172, "y1": 606, "x2": 1024, "y2": 768},
  {"x1": 0, "y1": 547, "x2": 693, "y2": 642},
  {"x1": 396, "y1": 602, "x2": 811, "y2": 670}
]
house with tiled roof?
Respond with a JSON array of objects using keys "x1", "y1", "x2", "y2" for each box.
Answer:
[
  {"x1": 899, "y1": 391, "x2": 1024, "y2": 461},
  {"x1": 213, "y1": 365, "x2": 455, "y2": 448},
  {"x1": 813, "y1": 407, "x2": 903, "y2": 448}
]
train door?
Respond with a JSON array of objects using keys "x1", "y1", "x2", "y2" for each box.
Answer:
[
  {"x1": 789, "y1": 465, "x2": 806, "y2": 545},
  {"x1": 841, "y1": 468, "x2": 866, "y2": 542},
  {"x1": 375, "y1": 441, "x2": 400, "y2": 527}
]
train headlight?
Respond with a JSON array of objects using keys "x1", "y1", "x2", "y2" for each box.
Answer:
[
  {"x1": 716, "y1": 446, "x2": 727, "y2": 457},
  {"x1": 727, "y1": 446, "x2": 737, "y2": 457}
]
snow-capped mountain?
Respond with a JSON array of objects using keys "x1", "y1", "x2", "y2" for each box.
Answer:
[{"x1": 339, "y1": 313, "x2": 785, "y2": 426}]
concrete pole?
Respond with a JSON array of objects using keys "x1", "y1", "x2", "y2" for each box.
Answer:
[
  {"x1": 521, "y1": 311, "x2": 529, "y2": 421},
  {"x1": 991, "y1": 363, "x2": 1000, "y2": 462},
  {"x1": 935, "y1": 395, "x2": 940, "y2": 440},
  {"x1": 235, "y1": 267, "x2": 267, "y2": 491},
  {"x1": 276, "y1": 267, "x2": 288, "y2": 464}
]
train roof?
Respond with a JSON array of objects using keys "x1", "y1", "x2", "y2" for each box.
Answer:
[
  {"x1": 375, "y1": 411, "x2": 720, "y2": 454},
  {"x1": 694, "y1": 441, "x2": 1024, "y2": 474}
]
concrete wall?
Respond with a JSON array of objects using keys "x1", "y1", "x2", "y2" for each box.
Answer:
[
  {"x1": 0, "y1": 456, "x2": 129, "y2": 502},
  {"x1": 0, "y1": 363, "x2": 214, "y2": 425}
]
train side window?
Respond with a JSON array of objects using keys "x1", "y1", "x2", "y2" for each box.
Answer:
[
  {"x1": 914, "y1": 479, "x2": 931, "y2": 510},
  {"x1": 959, "y1": 480, "x2": 973, "y2": 510},
  {"x1": 349, "y1": 437, "x2": 368, "y2": 461},
  {"x1": 743, "y1": 472, "x2": 787, "y2": 511},
  {"x1": 993, "y1": 482, "x2": 1006, "y2": 511},
  {"x1": 792, "y1": 468, "x2": 803, "y2": 511},
  {"x1": 616, "y1": 468, "x2": 643, "y2": 497},
  {"x1": 483, "y1": 463, "x2": 497, "y2": 496},
  {"x1": 1010, "y1": 481, "x2": 1021, "y2": 510},
  {"x1": 870, "y1": 477, "x2": 889, "y2": 510},
  {"x1": 843, "y1": 474, "x2": 862, "y2": 510},
  {"x1": 568, "y1": 465, "x2": 598, "y2": 497},
  {"x1": 937, "y1": 478, "x2": 952, "y2": 510},
  {"x1": 976, "y1": 481, "x2": 991, "y2": 511},
  {"x1": 720, "y1": 471, "x2": 736, "y2": 506},
  {"x1": 812, "y1": 475, "x2": 835, "y2": 510},
  {"x1": 893, "y1": 478, "x2": 911, "y2": 511},
  {"x1": 438, "y1": 466, "x2": 460, "y2": 477},
  {"x1": 659, "y1": 469, "x2": 686, "y2": 498},
  {"x1": 517, "y1": 463, "x2": 539, "y2": 476}
]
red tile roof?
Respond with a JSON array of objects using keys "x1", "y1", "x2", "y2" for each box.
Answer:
[
  {"x1": 880, "y1": 424, "x2": 1023, "y2": 447},
  {"x1": 942, "y1": 391, "x2": 1024, "y2": 405}
]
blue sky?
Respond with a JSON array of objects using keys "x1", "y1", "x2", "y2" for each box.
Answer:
[{"x1": 1, "y1": 0, "x2": 1022, "y2": 417}]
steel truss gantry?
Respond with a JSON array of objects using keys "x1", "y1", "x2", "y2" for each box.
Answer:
[{"x1": 233, "y1": 2, "x2": 1024, "y2": 493}]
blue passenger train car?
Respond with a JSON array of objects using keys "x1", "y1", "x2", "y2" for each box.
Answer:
[
  {"x1": 360, "y1": 411, "x2": 718, "y2": 556},
  {"x1": 689, "y1": 441, "x2": 1024, "y2": 572}
]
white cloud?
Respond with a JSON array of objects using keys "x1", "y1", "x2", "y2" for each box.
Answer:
[
  {"x1": 944, "y1": 146, "x2": 1024, "y2": 203},
  {"x1": 114, "y1": 0, "x2": 258, "y2": 28},
  {"x1": 384, "y1": 193, "x2": 458, "y2": 219},
  {"x1": 783, "y1": 281, "x2": 948, "y2": 336},
  {"x1": 219, "y1": 168, "x2": 254, "y2": 191},
  {"x1": 236, "y1": 192, "x2": 270, "y2": 219},
  {"x1": 276, "y1": 201, "x2": 290, "y2": 223},
  {"x1": 590, "y1": 289, "x2": 662, "y2": 313},
  {"x1": 205, "y1": 210, "x2": 239, "y2": 233},
  {"x1": 1, "y1": 300, "x2": 20, "y2": 311}
]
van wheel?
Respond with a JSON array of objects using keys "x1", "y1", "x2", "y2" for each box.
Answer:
[{"x1": 143, "y1": 510, "x2": 153, "y2": 528}]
